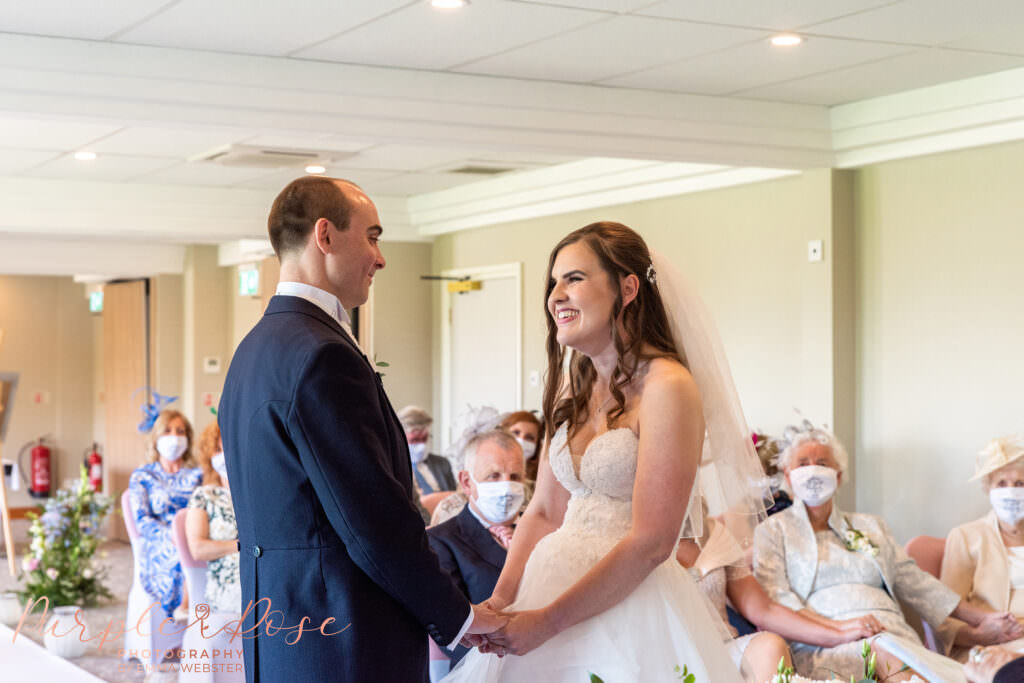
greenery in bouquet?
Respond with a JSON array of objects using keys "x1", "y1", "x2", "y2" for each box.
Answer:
[{"x1": 18, "y1": 466, "x2": 114, "y2": 609}]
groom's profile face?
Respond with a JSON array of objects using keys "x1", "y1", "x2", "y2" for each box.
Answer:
[{"x1": 322, "y1": 182, "x2": 386, "y2": 309}]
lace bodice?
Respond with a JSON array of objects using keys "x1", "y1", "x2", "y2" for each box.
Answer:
[{"x1": 547, "y1": 424, "x2": 638, "y2": 543}]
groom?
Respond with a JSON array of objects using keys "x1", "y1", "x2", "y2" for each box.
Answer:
[{"x1": 219, "y1": 176, "x2": 504, "y2": 682}]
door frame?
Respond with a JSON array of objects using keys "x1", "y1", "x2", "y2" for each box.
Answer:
[{"x1": 439, "y1": 262, "x2": 522, "y2": 452}]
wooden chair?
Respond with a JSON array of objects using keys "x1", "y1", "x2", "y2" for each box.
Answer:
[{"x1": 904, "y1": 535, "x2": 947, "y2": 653}]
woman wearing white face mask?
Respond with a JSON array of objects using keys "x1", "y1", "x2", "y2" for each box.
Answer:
[
  {"x1": 500, "y1": 411, "x2": 543, "y2": 483},
  {"x1": 753, "y1": 424, "x2": 1002, "y2": 681},
  {"x1": 185, "y1": 420, "x2": 241, "y2": 615},
  {"x1": 942, "y1": 435, "x2": 1024, "y2": 661},
  {"x1": 128, "y1": 409, "x2": 202, "y2": 617}
]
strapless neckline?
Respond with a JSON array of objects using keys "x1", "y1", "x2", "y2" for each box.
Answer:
[{"x1": 557, "y1": 424, "x2": 637, "y2": 484}]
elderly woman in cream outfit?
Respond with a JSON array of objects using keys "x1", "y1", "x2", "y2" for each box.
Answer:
[
  {"x1": 754, "y1": 425, "x2": 1002, "y2": 681},
  {"x1": 941, "y1": 435, "x2": 1024, "y2": 660}
]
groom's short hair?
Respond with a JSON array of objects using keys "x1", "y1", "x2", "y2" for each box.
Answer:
[{"x1": 268, "y1": 176, "x2": 358, "y2": 259}]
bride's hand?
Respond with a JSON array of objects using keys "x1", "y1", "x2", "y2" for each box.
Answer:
[{"x1": 479, "y1": 609, "x2": 557, "y2": 657}]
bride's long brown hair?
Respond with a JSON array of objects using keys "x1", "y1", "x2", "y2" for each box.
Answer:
[{"x1": 542, "y1": 222, "x2": 686, "y2": 442}]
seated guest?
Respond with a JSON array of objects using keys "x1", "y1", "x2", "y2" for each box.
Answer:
[
  {"x1": 678, "y1": 504, "x2": 878, "y2": 682},
  {"x1": 941, "y1": 435, "x2": 1024, "y2": 658},
  {"x1": 754, "y1": 422, "x2": 1003, "y2": 681},
  {"x1": 398, "y1": 405, "x2": 456, "y2": 495},
  {"x1": 185, "y1": 420, "x2": 241, "y2": 615},
  {"x1": 500, "y1": 410, "x2": 542, "y2": 482},
  {"x1": 128, "y1": 409, "x2": 202, "y2": 617},
  {"x1": 426, "y1": 429, "x2": 526, "y2": 674},
  {"x1": 755, "y1": 431, "x2": 793, "y2": 516},
  {"x1": 965, "y1": 645, "x2": 1024, "y2": 683}
]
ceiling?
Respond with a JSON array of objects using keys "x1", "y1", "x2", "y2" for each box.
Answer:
[{"x1": 1, "y1": 0, "x2": 1024, "y2": 275}]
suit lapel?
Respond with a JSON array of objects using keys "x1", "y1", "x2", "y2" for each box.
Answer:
[{"x1": 457, "y1": 506, "x2": 507, "y2": 569}]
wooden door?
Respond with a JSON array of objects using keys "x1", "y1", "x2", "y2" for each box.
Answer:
[{"x1": 102, "y1": 280, "x2": 149, "y2": 541}]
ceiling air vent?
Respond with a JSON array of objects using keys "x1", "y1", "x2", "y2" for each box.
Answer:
[
  {"x1": 446, "y1": 164, "x2": 516, "y2": 175},
  {"x1": 190, "y1": 144, "x2": 351, "y2": 169}
]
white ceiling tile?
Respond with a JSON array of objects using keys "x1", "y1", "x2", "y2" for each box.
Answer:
[
  {"x1": 805, "y1": 0, "x2": 1024, "y2": 47},
  {"x1": 342, "y1": 144, "x2": 495, "y2": 172},
  {"x1": 737, "y1": 48, "x2": 1024, "y2": 106},
  {"x1": 128, "y1": 162, "x2": 278, "y2": 187},
  {"x1": 114, "y1": 0, "x2": 415, "y2": 56},
  {"x1": 243, "y1": 135, "x2": 376, "y2": 155},
  {"x1": 294, "y1": 0, "x2": 602, "y2": 70},
  {"x1": 457, "y1": 15, "x2": 766, "y2": 82},
  {"x1": 516, "y1": 0, "x2": 660, "y2": 11},
  {"x1": 234, "y1": 168, "x2": 401, "y2": 191},
  {"x1": 601, "y1": 35, "x2": 910, "y2": 95},
  {"x1": 0, "y1": 117, "x2": 122, "y2": 151},
  {"x1": 90, "y1": 126, "x2": 251, "y2": 158},
  {"x1": 638, "y1": 0, "x2": 896, "y2": 30},
  {"x1": 0, "y1": 148, "x2": 61, "y2": 174},
  {"x1": 0, "y1": 0, "x2": 173, "y2": 40},
  {"x1": 359, "y1": 172, "x2": 481, "y2": 196},
  {"x1": 23, "y1": 154, "x2": 179, "y2": 182}
]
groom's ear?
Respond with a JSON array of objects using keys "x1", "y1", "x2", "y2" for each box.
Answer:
[{"x1": 620, "y1": 273, "x2": 639, "y2": 308}]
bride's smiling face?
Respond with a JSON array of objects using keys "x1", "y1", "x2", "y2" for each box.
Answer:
[{"x1": 547, "y1": 241, "x2": 618, "y2": 354}]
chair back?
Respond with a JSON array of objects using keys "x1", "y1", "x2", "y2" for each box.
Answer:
[
  {"x1": 905, "y1": 535, "x2": 945, "y2": 578},
  {"x1": 121, "y1": 490, "x2": 139, "y2": 539},
  {"x1": 421, "y1": 491, "x2": 451, "y2": 516},
  {"x1": 172, "y1": 509, "x2": 208, "y2": 607}
]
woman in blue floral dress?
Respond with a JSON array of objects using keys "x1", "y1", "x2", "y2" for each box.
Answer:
[{"x1": 128, "y1": 409, "x2": 201, "y2": 617}]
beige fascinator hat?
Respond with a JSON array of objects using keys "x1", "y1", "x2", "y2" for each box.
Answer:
[{"x1": 970, "y1": 435, "x2": 1024, "y2": 481}]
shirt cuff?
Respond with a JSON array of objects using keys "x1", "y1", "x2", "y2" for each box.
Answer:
[{"x1": 446, "y1": 607, "x2": 475, "y2": 650}]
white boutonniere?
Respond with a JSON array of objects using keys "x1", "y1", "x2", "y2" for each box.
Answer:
[{"x1": 842, "y1": 516, "x2": 879, "y2": 557}]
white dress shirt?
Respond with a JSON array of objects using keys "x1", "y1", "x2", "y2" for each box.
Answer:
[
  {"x1": 275, "y1": 281, "x2": 355, "y2": 342},
  {"x1": 276, "y1": 280, "x2": 473, "y2": 647}
]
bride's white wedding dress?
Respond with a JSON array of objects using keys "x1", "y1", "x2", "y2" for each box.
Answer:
[{"x1": 444, "y1": 424, "x2": 745, "y2": 683}]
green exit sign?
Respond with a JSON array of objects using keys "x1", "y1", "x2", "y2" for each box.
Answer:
[
  {"x1": 239, "y1": 268, "x2": 259, "y2": 297},
  {"x1": 88, "y1": 290, "x2": 103, "y2": 313}
]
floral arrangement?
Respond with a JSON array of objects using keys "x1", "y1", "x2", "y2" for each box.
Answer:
[
  {"x1": 18, "y1": 466, "x2": 113, "y2": 609},
  {"x1": 843, "y1": 517, "x2": 880, "y2": 557}
]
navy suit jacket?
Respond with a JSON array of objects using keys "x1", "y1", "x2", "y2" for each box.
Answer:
[
  {"x1": 995, "y1": 657, "x2": 1024, "y2": 683},
  {"x1": 414, "y1": 454, "x2": 456, "y2": 494},
  {"x1": 426, "y1": 505, "x2": 507, "y2": 665},
  {"x1": 219, "y1": 296, "x2": 470, "y2": 683}
]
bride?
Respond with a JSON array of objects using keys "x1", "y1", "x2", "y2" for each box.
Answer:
[{"x1": 444, "y1": 222, "x2": 768, "y2": 682}]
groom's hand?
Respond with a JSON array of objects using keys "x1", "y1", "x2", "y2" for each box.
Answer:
[
  {"x1": 465, "y1": 602, "x2": 509, "y2": 638},
  {"x1": 479, "y1": 608, "x2": 556, "y2": 658}
]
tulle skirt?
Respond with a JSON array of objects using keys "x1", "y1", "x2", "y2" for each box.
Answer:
[{"x1": 443, "y1": 526, "x2": 744, "y2": 683}]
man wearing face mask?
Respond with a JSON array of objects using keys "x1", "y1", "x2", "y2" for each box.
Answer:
[
  {"x1": 427, "y1": 430, "x2": 526, "y2": 673},
  {"x1": 753, "y1": 426, "x2": 1012, "y2": 681},
  {"x1": 399, "y1": 406, "x2": 457, "y2": 496}
]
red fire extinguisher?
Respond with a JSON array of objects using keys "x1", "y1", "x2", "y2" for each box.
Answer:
[
  {"x1": 18, "y1": 438, "x2": 52, "y2": 499},
  {"x1": 83, "y1": 443, "x2": 103, "y2": 492}
]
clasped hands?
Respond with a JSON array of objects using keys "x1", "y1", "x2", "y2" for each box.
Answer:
[{"x1": 461, "y1": 598, "x2": 558, "y2": 658}]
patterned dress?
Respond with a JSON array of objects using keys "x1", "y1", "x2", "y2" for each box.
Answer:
[
  {"x1": 128, "y1": 462, "x2": 202, "y2": 616},
  {"x1": 187, "y1": 485, "x2": 241, "y2": 613}
]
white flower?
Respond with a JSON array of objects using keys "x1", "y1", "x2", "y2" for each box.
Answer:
[
  {"x1": 82, "y1": 568, "x2": 94, "y2": 579},
  {"x1": 46, "y1": 568, "x2": 59, "y2": 580}
]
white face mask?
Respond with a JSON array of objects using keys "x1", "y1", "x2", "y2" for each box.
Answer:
[
  {"x1": 211, "y1": 452, "x2": 228, "y2": 480},
  {"x1": 471, "y1": 475, "x2": 526, "y2": 524},
  {"x1": 515, "y1": 437, "x2": 537, "y2": 460},
  {"x1": 157, "y1": 435, "x2": 188, "y2": 462},
  {"x1": 990, "y1": 487, "x2": 1024, "y2": 525},
  {"x1": 789, "y1": 465, "x2": 839, "y2": 507},
  {"x1": 408, "y1": 442, "x2": 428, "y2": 465}
]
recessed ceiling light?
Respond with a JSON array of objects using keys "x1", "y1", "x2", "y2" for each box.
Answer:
[
  {"x1": 430, "y1": 0, "x2": 469, "y2": 9},
  {"x1": 305, "y1": 165, "x2": 326, "y2": 174},
  {"x1": 770, "y1": 34, "x2": 803, "y2": 47},
  {"x1": 74, "y1": 151, "x2": 97, "y2": 161}
]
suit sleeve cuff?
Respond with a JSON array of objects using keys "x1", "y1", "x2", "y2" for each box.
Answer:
[{"x1": 445, "y1": 607, "x2": 474, "y2": 650}]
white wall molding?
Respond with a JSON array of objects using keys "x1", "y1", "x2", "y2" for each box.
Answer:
[
  {"x1": 831, "y1": 65, "x2": 1024, "y2": 168},
  {"x1": 411, "y1": 161, "x2": 799, "y2": 236},
  {"x1": 0, "y1": 235, "x2": 185, "y2": 278}
]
